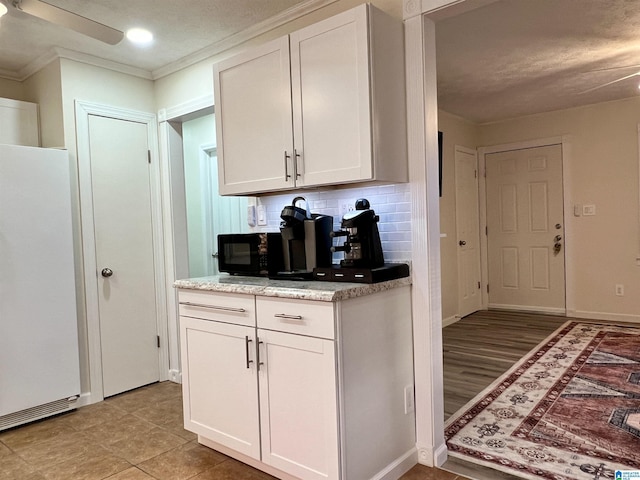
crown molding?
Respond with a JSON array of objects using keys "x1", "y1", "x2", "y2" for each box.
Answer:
[
  {"x1": 0, "y1": 0, "x2": 337, "y2": 83},
  {"x1": 0, "y1": 47, "x2": 153, "y2": 82},
  {"x1": 151, "y1": 0, "x2": 338, "y2": 80}
]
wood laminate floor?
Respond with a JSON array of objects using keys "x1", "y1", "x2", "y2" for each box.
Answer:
[
  {"x1": 440, "y1": 309, "x2": 604, "y2": 480},
  {"x1": 442, "y1": 309, "x2": 568, "y2": 420}
]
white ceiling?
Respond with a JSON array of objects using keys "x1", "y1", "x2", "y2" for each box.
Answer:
[{"x1": 1, "y1": 0, "x2": 640, "y2": 123}]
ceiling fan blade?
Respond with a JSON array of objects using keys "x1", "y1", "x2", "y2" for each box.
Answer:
[
  {"x1": 583, "y1": 64, "x2": 640, "y2": 73},
  {"x1": 578, "y1": 71, "x2": 640, "y2": 94},
  {"x1": 14, "y1": 0, "x2": 124, "y2": 45}
]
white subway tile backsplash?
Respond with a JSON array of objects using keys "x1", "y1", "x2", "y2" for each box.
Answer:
[{"x1": 250, "y1": 183, "x2": 412, "y2": 261}]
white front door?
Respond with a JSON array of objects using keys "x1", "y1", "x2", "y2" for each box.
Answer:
[
  {"x1": 455, "y1": 146, "x2": 482, "y2": 317},
  {"x1": 89, "y1": 114, "x2": 160, "y2": 397},
  {"x1": 485, "y1": 144, "x2": 565, "y2": 313}
]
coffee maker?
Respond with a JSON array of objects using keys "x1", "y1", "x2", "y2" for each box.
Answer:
[
  {"x1": 276, "y1": 196, "x2": 333, "y2": 279},
  {"x1": 330, "y1": 198, "x2": 384, "y2": 269}
]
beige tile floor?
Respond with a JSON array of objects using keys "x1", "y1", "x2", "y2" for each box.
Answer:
[{"x1": 0, "y1": 382, "x2": 469, "y2": 480}]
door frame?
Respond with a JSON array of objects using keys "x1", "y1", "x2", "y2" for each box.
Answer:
[
  {"x1": 477, "y1": 136, "x2": 574, "y2": 314},
  {"x1": 199, "y1": 143, "x2": 218, "y2": 276},
  {"x1": 454, "y1": 145, "x2": 482, "y2": 318},
  {"x1": 75, "y1": 100, "x2": 168, "y2": 403}
]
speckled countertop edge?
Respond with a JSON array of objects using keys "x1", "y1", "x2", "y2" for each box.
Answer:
[{"x1": 173, "y1": 274, "x2": 411, "y2": 302}]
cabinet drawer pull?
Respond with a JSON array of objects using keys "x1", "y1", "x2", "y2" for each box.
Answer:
[
  {"x1": 274, "y1": 313, "x2": 303, "y2": 320},
  {"x1": 294, "y1": 149, "x2": 302, "y2": 178},
  {"x1": 284, "y1": 151, "x2": 291, "y2": 180},
  {"x1": 245, "y1": 336, "x2": 253, "y2": 369},
  {"x1": 180, "y1": 301, "x2": 246, "y2": 313}
]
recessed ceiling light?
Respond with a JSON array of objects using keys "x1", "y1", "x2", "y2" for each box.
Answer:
[
  {"x1": 126, "y1": 28, "x2": 153, "y2": 46},
  {"x1": 0, "y1": 3, "x2": 8, "y2": 18}
]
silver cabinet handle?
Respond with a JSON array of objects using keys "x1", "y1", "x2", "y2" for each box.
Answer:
[
  {"x1": 245, "y1": 336, "x2": 253, "y2": 369},
  {"x1": 257, "y1": 338, "x2": 264, "y2": 370},
  {"x1": 179, "y1": 301, "x2": 246, "y2": 313},
  {"x1": 274, "y1": 313, "x2": 303, "y2": 320},
  {"x1": 284, "y1": 151, "x2": 291, "y2": 180},
  {"x1": 294, "y1": 149, "x2": 302, "y2": 178}
]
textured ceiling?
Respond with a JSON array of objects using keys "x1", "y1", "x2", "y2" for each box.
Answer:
[
  {"x1": 1, "y1": 0, "x2": 640, "y2": 123},
  {"x1": 0, "y1": 0, "x2": 307, "y2": 77},
  {"x1": 436, "y1": 0, "x2": 640, "y2": 123}
]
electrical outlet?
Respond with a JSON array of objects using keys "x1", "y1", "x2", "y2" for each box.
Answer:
[
  {"x1": 339, "y1": 199, "x2": 355, "y2": 217},
  {"x1": 615, "y1": 284, "x2": 624, "y2": 296},
  {"x1": 404, "y1": 384, "x2": 414, "y2": 414}
]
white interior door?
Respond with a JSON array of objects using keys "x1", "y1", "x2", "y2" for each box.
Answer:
[
  {"x1": 201, "y1": 147, "x2": 248, "y2": 276},
  {"x1": 89, "y1": 115, "x2": 160, "y2": 397},
  {"x1": 485, "y1": 144, "x2": 565, "y2": 313},
  {"x1": 455, "y1": 146, "x2": 482, "y2": 317}
]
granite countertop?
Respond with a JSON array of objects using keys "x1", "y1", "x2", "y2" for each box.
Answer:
[{"x1": 173, "y1": 274, "x2": 411, "y2": 302}]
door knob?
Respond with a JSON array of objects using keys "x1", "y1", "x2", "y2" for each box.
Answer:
[
  {"x1": 101, "y1": 268, "x2": 113, "y2": 278},
  {"x1": 553, "y1": 243, "x2": 562, "y2": 255},
  {"x1": 459, "y1": 240, "x2": 466, "y2": 246},
  {"x1": 554, "y1": 235, "x2": 562, "y2": 242}
]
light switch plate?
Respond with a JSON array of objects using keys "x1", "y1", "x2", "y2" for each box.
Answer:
[{"x1": 257, "y1": 205, "x2": 267, "y2": 226}]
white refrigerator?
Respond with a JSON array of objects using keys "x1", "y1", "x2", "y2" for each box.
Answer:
[{"x1": 0, "y1": 144, "x2": 81, "y2": 430}]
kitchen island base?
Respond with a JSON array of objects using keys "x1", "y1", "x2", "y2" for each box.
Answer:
[{"x1": 178, "y1": 277, "x2": 415, "y2": 480}]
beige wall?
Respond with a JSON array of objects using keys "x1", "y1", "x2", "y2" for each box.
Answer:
[
  {"x1": 438, "y1": 111, "x2": 481, "y2": 321},
  {"x1": 480, "y1": 97, "x2": 640, "y2": 322},
  {"x1": 154, "y1": 0, "x2": 403, "y2": 111},
  {"x1": 23, "y1": 60, "x2": 64, "y2": 148},
  {"x1": 440, "y1": 96, "x2": 640, "y2": 323},
  {"x1": 0, "y1": 77, "x2": 24, "y2": 99},
  {"x1": 57, "y1": 59, "x2": 156, "y2": 393}
]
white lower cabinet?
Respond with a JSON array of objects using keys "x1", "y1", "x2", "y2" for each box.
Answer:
[
  {"x1": 258, "y1": 329, "x2": 339, "y2": 480},
  {"x1": 179, "y1": 286, "x2": 415, "y2": 480}
]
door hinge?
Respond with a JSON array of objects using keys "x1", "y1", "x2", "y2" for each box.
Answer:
[
  {"x1": 148, "y1": 150, "x2": 151, "y2": 164},
  {"x1": 485, "y1": 226, "x2": 488, "y2": 235},
  {"x1": 478, "y1": 281, "x2": 481, "y2": 289},
  {"x1": 474, "y1": 170, "x2": 477, "y2": 178},
  {"x1": 157, "y1": 335, "x2": 160, "y2": 348},
  {"x1": 487, "y1": 284, "x2": 490, "y2": 293}
]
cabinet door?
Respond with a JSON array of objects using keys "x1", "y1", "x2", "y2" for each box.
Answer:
[
  {"x1": 180, "y1": 317, "x2": 260, "y2": 459},
  {"x1": 214, "y1": 36, "x2": 295, "y2": 195},
  {"x1": 258, "y1": 329, "x2": 339, "y2": 480},
  {"x1": 290, "y1": 6, "x2": 372, "y2": 187}
]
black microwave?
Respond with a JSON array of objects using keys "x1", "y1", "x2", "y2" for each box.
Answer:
[{"x1": 217, "y1": 233, "x2": 284, "y2": 276}]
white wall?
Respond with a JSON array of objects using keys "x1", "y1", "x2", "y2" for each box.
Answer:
[
  {"x1": 0, "y1": 77, "x2": 24, "y2": 100},
  {"x1": 23, "y1": 60, "x2": 64, "y2": 148}
]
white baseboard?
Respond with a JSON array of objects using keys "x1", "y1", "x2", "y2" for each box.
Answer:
[
  {"x1": 442, "y1": 315, "x2": 460, "y2": 328},
  {"x1": 566, "y1": 309, "x2": 640, "y2": 324},
  {"x1": 488, "y1": 303, "x2": 565, "y2": 315},
  {"x1": 416, "y1": 442, "x2": 434, "y2": 467},
  {"x1": 169, "y1": 369, "x2": 182, "y2": 384},
  {"x1": 371, "y1": 447, "x2": 418, "y2": 480},
  {"x1": 433, "y1": 442, "x2": 448, "y2": 467}
]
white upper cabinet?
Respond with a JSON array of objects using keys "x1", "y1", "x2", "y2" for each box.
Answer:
[
  {"x1": 214, "y1": 4, "x2": 407, "y2": 196},
  {"x1": 0, "y1": 98, "x2": 39, "y2": 147}
]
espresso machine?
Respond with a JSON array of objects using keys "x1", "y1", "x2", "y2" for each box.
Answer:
[
  {"x1": 314, "y1": 198, "x2": 409, "y2": 283},
  {"x1": 331, "y1": 198, "x2": 384, "y2": 268},
  {"x1": 275, "y1": 196, "x2": 333, "y2": 279}
]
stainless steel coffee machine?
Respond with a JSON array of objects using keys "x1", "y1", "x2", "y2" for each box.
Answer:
[
  {"x1": 276, "y1": 196, "x2": 333, "y2": 279},
  {"x1": 330, "y1": 198, "x2": 384, "y2": 269}
]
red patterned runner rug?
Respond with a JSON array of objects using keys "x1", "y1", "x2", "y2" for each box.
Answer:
[{"x1": 444, "y1": 322, "x2": 640, "y2": 480}]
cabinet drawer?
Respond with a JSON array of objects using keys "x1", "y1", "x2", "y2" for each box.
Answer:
[
  {"x1": 256, "y1": 296, "x2": 335, "y2": 339},
  {"x1": 178, "y1": 290, "x2": 255, "y2": 327}
]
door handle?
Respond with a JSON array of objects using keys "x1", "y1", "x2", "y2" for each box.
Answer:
[
  {"x1": 554, "y1": 235, "x2": 562, "y2": 242},
  {"x1": 459, "y1": 240, "x2": 466, "y2": 246},
  {"x1": 553, "y1": 243, "x2": 562, "y2": 255},
  {"x1": 101, "y1": 268, "x2": 113, "y2": 278}
]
